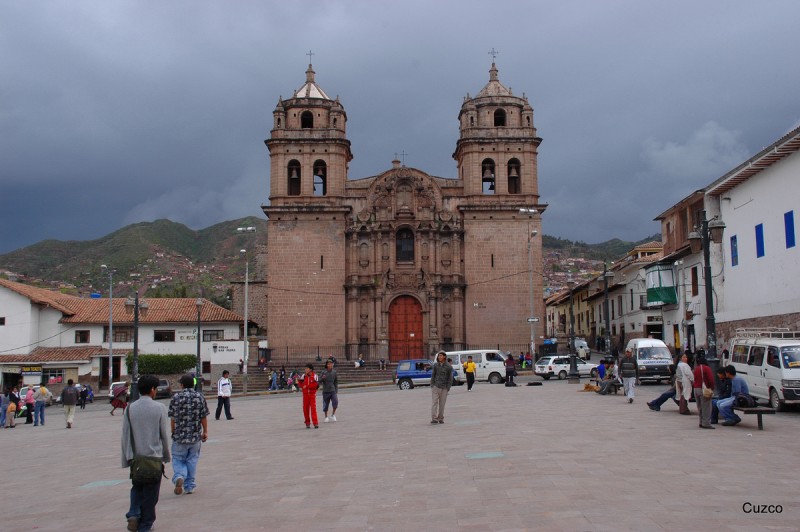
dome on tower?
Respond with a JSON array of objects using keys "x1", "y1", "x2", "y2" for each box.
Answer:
[
  {"x1": 292, "y1": 64, "x2": 331, "y2": 100},
  {"x1": 475, "y1": 62, "x2": 513, "y2": 98}
]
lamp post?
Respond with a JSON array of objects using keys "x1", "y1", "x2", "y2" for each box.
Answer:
[
  {"x1": 687, "y1": 210, "x2": 726, "y2": 363},
  {"x1": 603, "y1": 262, "x2": 613, "y2": 359},
  {"x1": 125, "y1": 292, "x2": 149, "y2": 401},
  {"x1": 195, "y1": 298, "x2": 203, "y2": 392},
  {"x1": 236, "y1": 226, "x2": 256, "y2": 395},
  {"x1": 567, "y1": 280, "x2": 580, "y2": 383},
  {"x1": 101, "y1": 265, "x2": 114, "y2": 390},
  {"x1": 519, "y1": 208, "x2": 538, "y2": 357}
]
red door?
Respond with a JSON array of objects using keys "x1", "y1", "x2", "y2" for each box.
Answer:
[{"x1": 388, "y1": 296, "x2": 423, "y2": 361}]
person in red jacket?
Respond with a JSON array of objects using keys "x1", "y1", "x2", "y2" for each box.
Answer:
[
  {"x1": 300, "y1": 363, "x2": 320, "y2": 429},
  {"x1": 693, "y1": 356, "x2": 716, "y2": 429}
]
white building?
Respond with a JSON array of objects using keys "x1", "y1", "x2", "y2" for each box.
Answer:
[
  {"x1": 706, "y1": 126, "x2": 800, "y2": 343},
  {"x1": 0, "y1": 279, "x2": 245, "y2": 393}
]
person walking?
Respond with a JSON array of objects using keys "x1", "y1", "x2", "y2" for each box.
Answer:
[
  {"x1": 320, "y1": 360, "x2": 338, "y2": 423},
  {"x1": 693, "y1": 356, "x2": 715, "y2": 429},
  {"x1": 463, "y1": 355, "x2": 477, "y2": 391},
  {"x1": 430, "y1": 351, "x2": 453, "y2": 424},
  {"x1": 24, "y1": 385, "x2": 35, "y2": 424},
  {"x1": 110, "y1": 382, "x2": 129, "y2": 416},
  {"x1": 299, "y1": 363, "x2": 320, "y2": 428},
  {"x1": 121, "y1": 375, "x2": 171, "y2": 532},
  {"x1": 618, "y1": 349, "x2": 639, "y2": 403},
  {"x1": 215, "y1": 370, "x2": 233, "y2": 420},
  {"x1": 675, "y1": 353, "x2": 694, "y2": 415},
  {"x1": 168, "y1": 375, "x2": 209, "y2": 496},
  {"x1": 33, "y1": 384, "x2": 52, "y2": 426},
  {"x1": 61, "y1": 379, "x2": 79, "y2": 428}
]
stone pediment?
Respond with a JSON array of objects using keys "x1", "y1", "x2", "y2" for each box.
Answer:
[{"x1": 366, "y1": 167, "x2": 443, "y2": 223}]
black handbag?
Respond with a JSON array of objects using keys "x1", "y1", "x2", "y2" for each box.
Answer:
[{"x1": 126, "y1": 407, "x2": 165, "y2": 484}]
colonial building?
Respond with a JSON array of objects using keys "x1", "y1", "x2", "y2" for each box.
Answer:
[
  {"x1": 0, "y1": 279, "x2": 244, "y2": 392},
  {"x1": 262, "y1": 63, "x2": 546, "y2": 360}
]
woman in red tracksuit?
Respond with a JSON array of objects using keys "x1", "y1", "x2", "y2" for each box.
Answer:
[{"x1": 300, "y1": 363, "x2": 320, "y2": 429}]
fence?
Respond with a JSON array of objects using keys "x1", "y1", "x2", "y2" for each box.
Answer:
[{"x1": 259, "y1": 342, "x2": 537, "y2": 366}]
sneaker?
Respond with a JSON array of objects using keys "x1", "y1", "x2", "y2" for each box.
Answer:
[
  {"x1": 330, "y1": 415, "x2": 336, "y2": 422},
  {"x1": 647, "y1": 402, "x2": 659, "y2": 411},
  {"x1": 431, "y1": 420, "x2": 438, "y2": 424},
  {"x1": 324, "y1": 417, "x2": 330, "y2": 423},
  {"x1": 306, "y1": 424, "x2": 311, "y2": 429},
  {"x1": 700, "y1": 425, "x2": 715, "y2": 429},
  {"x1": 628, "y1": 398, "x2": 633, "y2": 403},
  {"x1": 438, "y1": 420, "x2": 444, "y2": 424},
  {"x1": 174, "y1": 477, "x2": 184, "y2": 495},
  {"x1": 185, "y1": 488, "x2": 194, "y2": 494},
  {"x1": 127, "y1": 516, "x2": 139, "y2": 531},
  {"x1": 67, "y1": 422, "x2": 72, "y2": 429},
  {"x1": 314, "y1": 425, "x2": 319, "y2": 429},
  {"x1": 721, "y1": 420, "x2": 736, "y2": 426}
]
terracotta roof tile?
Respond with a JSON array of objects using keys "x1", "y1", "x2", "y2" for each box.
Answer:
[
  {"x1": 0, "y1": 278, "x2": 75, "y2": 315},
  {"x1": 0, "y1": 346, "x2": 127, "y2": 363}
]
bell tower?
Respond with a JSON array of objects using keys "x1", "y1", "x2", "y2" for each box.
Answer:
[
  {"x1": 453, "y1": 62, "x2": 542, "y2": 202},
  {"x1": 266, "y1": 63, "x2": 352, "y2": 205}
]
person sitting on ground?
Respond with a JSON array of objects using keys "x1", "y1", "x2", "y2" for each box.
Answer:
[
  {"x1": 595, "y1": 360, "x2": 618, "y2": 395},
  {"x1": 596, "y1": 360, "x2": 606, "y2": 383},
  {"x1": 356, "y1": 355, "x2": 366, "y2": 368},
  {"x1": 717, "y1": 365, "x2": 750, "y2": 426},
  {"x1": 647, "y1": 358, "x2": 679, "y2": 411},
  {"x1": 710, "y1": 367, "x2": 730, "y2": 424}
]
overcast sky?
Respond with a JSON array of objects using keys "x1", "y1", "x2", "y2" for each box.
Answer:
[{"x1": 2, "y1": 1, "x2": 799, "y2": 254}]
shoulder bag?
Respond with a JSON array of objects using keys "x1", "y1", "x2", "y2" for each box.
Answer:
[
  {"x1": 126, "y1": 407, "x2": 165, "y2": 484},
  {"x1": 701, "y1": 368, "x2": 713, "y2": 399}
]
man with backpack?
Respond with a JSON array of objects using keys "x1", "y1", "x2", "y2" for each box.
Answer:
[{"x1": 61, "y1": 379, "x2": 79, "y2": 429}]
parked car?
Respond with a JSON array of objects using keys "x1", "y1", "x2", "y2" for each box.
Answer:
[
  {"x1": 625, "y1": 338, "x2": 673, "y2": 382},
  {"x1": 155, "y1": 379, "x2": 172, "y2": 399},
  {"x1": 534, "y1": 355, "x2": 598, "y2": 380},
  {"x1": 394, "y1": 359, "x2": 433, "y2": 390},
  {"x1": 723, "y1": 329, "x2": 800, "y2": 411}
]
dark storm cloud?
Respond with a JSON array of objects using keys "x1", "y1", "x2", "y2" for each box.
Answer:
[{"x1": 2, "y1": 0, "x2": 799, "y2": 253}]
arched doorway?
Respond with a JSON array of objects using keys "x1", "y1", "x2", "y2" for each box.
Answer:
[{"x1": 388, "y1": 295, "x2": 423, "y2": 361}]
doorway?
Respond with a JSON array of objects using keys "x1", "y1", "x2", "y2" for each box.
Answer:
[
  {"x1": 388, "y1": 296, "x2": 423, "y2": 361},
  {"x1": 99, "y1": 356, "x2": 122, "y2": 389}
]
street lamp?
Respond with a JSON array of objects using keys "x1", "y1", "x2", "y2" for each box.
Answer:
[
  {"x1": 603, "y1": 262, "x2": 614, "y2": 358},
  {"x1": 101, "y1": 265, "x2": 114, "y2": 390},
  {"x1": 125, "y1": 292, "x2": 149, "y2": 401},
  {"x1": 687, "y1": 210, "x2": 725, "y2": 362},
  {"x1": 567, "y1": 279, "x2": 580, "y2": 383},
  {"x1": 195, "y1": 298, "x2": 203, "y2": 392},
  {"x1": 519, "y1": 208, "x2": 539, "y2": 357},
  {"x1": 236, "y1": 226, "x2": 256, "y2": 394}
]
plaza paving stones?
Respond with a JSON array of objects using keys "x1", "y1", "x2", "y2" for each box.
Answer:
[{"x1": 3, "y1": 378, "x2": 798, "y2": 531}]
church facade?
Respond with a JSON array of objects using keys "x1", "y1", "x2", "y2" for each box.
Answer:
[{"x1": 262, "y1": 63, "x2": 546, "y2": 361}]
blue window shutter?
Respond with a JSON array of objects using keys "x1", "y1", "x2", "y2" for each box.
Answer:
[
  {"x1": 730, "y1": 235, "x2": 738, "y2": 266},
  {"x1": 755, "y1": 224, "x2": 765, "y2": 258},
  {"x1": 785, "y1": 211, "x2": 796, "y2": 249}
]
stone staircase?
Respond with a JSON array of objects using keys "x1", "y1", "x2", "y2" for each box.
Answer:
[{"x1": 229, "y1": 364, "x2": 395, "y2": 392}]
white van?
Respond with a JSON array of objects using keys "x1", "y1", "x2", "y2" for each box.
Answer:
[
  {"x1": 722, "y1": 328, "x2": 800, "y2": 411},
  {"x1": 445, "y1": 349, "x2": 508, "y2": 384},
  {"x1": 624, "y1": 338, "x2": 673, "y2": 382}
]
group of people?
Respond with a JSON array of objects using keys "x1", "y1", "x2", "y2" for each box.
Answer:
[
  {"x1": 594, "y1": 348, "x2": 640, "y2": 402},
  {"x1": 2, "y1": 383, "x2": 55, "y2": 428},
  {"x1": 517, "y1": 352, "x2": 533, "y2": 369},
  {"x1": 646, "y1": 354, "x2": 752, "y2": 428}
]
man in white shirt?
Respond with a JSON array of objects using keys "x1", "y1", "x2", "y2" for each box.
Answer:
[{"x1": 215, "y1": 370, "x2": 234, "y2": 421}]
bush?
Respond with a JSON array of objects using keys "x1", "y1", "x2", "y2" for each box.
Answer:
[{"x1": 125, "y1": 354, "x2": 198, "y2": 376}]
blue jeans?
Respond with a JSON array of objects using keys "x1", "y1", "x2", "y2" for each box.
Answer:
[
  {"x1": 171, "y1": 441, "x2": 201, "y2": 491},
  {"x1": 34, "y1": 401, "x2": 46, "y2": 425},
  {"x1": 126, "y1": 478, "x2": 161, "y2": 531},
  {"x1": 0, "y1": 406, "x2": 6, "y2": 427},
  {"x1": 717, "y1": 396, "x2": 740, "y2": 422},
  {"x1": 650, "y1": 388, "x2": 677, "y2": 409},
  {"x1": 270, "y1": 374, "x2": 278, "y2": 390}
]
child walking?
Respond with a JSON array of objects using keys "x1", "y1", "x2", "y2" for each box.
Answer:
[{"x1": 300, "y1": 363, "x2": 320, "y2": 429}]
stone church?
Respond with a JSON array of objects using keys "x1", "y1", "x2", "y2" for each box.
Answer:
[{"x1": 261, "y1": 62, "x2": 545, "y2": 361}]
